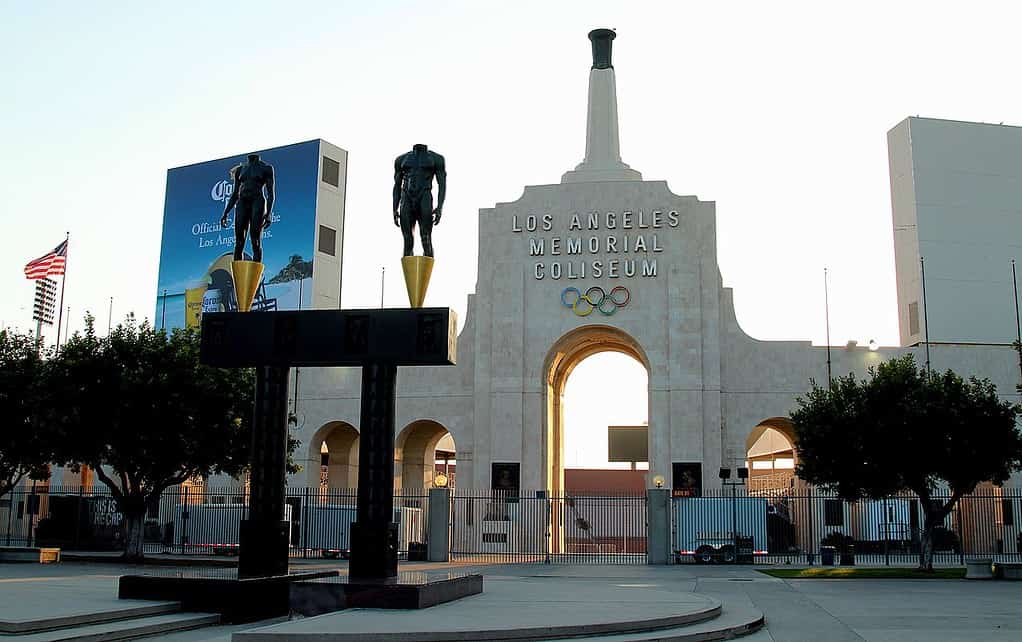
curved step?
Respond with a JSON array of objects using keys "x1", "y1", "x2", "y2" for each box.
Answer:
[
  {"x1": 0, "y1": 602, "x2": 181, "y2": 634},
  {"x1": 235, "y1": 598, "x2": 724, "y2": 641},
  {"x1": 536, "y1": 605, "x2": 765, "y2": 641},
  {"x1": 12, "y1": 612, "x2": 219, "y2": 642}
]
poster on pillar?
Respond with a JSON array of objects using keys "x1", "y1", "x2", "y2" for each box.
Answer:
[
  {"x1": 672, "y1": 462, "x2": 702, "y2": 498},
  {"x1": 491, "y1": 462, "x2": 520, "y2": 500}
]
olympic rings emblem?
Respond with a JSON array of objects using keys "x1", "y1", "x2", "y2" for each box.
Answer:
[{"x1": 560, "y1": 286, "x2": 630, "y2": 317}]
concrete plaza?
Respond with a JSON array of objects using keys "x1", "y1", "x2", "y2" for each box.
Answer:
[{"x1": 1, "y1": 560, "x2": 1020, "y2": 641}]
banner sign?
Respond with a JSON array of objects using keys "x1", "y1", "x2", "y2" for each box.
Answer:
[{"x1": 155, "y1": 141, "x2": 320, "y2": 329}]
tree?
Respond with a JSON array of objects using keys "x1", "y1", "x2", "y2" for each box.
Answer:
[
  {"x1": 47, "y1": 316, "x2": 267, "y2": 561},
  {"x1": 791, "y1": 355, "x2": 1022, "y2": 570},
  {"x1": 0, "y1": 329, "x2": 53, "y2": 497}
]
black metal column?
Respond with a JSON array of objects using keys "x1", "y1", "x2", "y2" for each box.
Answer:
[
  {"x1": 350, "y1": 361, "x2": 399, "y2": 579},
  {"x1": 238, "y1": 365, "x2": 291, "y2": 578}
]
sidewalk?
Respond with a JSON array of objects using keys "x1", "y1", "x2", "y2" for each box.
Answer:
[{"x1": 3, "y1": 560, "x2": 1021, "y2": 641}]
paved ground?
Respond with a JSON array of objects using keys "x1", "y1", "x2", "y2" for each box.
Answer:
[{"x1": 1, "y1": 560, "x2": 1021, "y2": 641}]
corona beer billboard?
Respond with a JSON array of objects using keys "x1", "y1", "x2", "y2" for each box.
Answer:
[{"x1": 155, "y1": 141, "x2": 324, "y2": 330}]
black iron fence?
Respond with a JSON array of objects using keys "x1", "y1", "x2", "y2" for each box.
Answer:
[
  {"x1": 0, "y1": 484, "x2": 429, "y2": 559},
  {"x1": 449, "y1": 490, "x2": 647, "y2": 565},
  {"x1": 671, "y1": 487, "x2": 1022, "y2": 567},
  {"x1": 3, "y1": 483, "x2": 1020, "y2": 567}
]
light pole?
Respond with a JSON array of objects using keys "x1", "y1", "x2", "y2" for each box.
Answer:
[{"x1": 720, "y1": 466, "x2": 749, "y2": 564}]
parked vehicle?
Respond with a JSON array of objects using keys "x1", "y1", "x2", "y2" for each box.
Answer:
[
  {"x1": 673, "y1": 497, "x2": 768, "y2": 563},
  {"x1": 300, "y1": 505, "x2": 423, "y2": 558},
  {"x1": 173, "y1": 503, "x2": 293, "y2": 554}
]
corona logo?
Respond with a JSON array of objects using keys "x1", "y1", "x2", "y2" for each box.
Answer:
[
  {"x1": 560, "y1": 286, "x2": 630, "y2": 317},
  {"x1": 210, "y1": 179, "x2": 234, "y2": 203}
]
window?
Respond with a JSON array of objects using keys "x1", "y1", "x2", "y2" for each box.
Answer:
[
  {"x1": 322, "y1": 156, "x2": 341, "y2": 187},
  {"x1": 319, "y1": 225, "x2": 337, "y2": 256},
  {"x1": 908, "y1": 301, "x2": 920, "y2": 336},
  {"x1": 1002, "y1": 499, "x2": 1014, "y2": 526},
  {"x1": 824, "y1": 499, "x2": 844, "y2": 527}
]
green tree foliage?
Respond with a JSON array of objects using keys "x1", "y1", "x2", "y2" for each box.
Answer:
[
  {"x1": 47, "y1": 316, "x2": 262, "y2": 560},
  {"x1": 792, "y1": 355, "x2": 1022, "y2": 570},
  {"x1": 0, "y1": 329, "x2": 53, "y2": 497}
]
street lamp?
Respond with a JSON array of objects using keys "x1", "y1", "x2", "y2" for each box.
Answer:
[
  {"x1": 720, "y1": 466, "x2": 749, "y2": 564},
  {"x1": 434, "y1": 472, "x2": 449, "y2": 488}
]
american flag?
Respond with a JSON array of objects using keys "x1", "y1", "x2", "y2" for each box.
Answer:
[{"x1": 24, "y1": 239, "x2": 68, "y2": 280}]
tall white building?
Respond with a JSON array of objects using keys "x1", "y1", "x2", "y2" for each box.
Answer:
[{"x1": 889, "y1": 117, "x2": 1022, "y2": 346}]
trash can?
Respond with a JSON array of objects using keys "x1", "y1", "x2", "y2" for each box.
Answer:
[
  {"x1": 839, "y1": 545, "x2": 855, "y2": 566},
  {"x1": 407, "y1": 542, "x2": 427, "y2": 561},
  {"x1": 820, "y1": 546, "x2": 836, "y2": 566},
  {"x1": 736, "y1": 536, "x2": 754, "y2": 564}
]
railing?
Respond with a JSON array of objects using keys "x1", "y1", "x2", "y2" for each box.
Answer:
[
  {"x1": 671, "y1": 487, "x2": 1022, "y2": 566},
  {"x1": 3, "y1": 483, "x2": 1020, "y2": 567},
  {"x1": 449, "y1": 490, "x2": 647, "y2": 565},
  {"x1": 0, "y1": 484, "x2": 428, "y2": 559}
]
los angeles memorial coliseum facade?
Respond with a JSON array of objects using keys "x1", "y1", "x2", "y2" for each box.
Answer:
[{"x1": 292, "y1": 30, "x2": 1022, "y2": 497}]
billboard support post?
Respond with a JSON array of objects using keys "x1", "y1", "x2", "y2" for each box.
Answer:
[{"x1": 199, "y1": 307, "x2": 457, "y2": 581}]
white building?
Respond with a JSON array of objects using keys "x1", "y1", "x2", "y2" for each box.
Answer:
[{"x1": 889, "y1": 117, "x2": 1022, "y2": 346}]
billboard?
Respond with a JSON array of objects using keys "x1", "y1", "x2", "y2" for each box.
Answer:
[
  {"x1": 155, "y1": 141, "x2": 320, "y2": 329},
  {"x1": 607, "y1": 425, "x2": 648, "y2": 463}
]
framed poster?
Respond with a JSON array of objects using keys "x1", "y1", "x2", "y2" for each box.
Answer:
[
  {"x1": 672, "y1": 462, "x2": 702, "y2": 497},
  {"x1": 491, "y1": 462, "x2": 521, "y2": 495}
]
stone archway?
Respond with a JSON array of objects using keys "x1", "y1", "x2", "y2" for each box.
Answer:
[
  {"x1": 745, "y1": 417, "x2": 797, "y2": 493},
  {"x1": 395, "y1": 420, "x2": 452, "y2": 491},
  {"x1": 307, "y1": 421, "x2": 359, "y2": 489},
  {"x1": 543, "y1": 324, "x2": 651, "y2": 496}
]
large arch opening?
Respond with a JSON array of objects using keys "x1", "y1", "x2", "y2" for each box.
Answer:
[
  {"x1": 307, "y1": 421, "x2": 359, "y2": 490},
  {"x1": 544, "y1": 325, "x2": 651, "y2": 497},
  {"x1": 395, "y1": 420, "x2": 454, "y2": 492},
  {"x1": 562, "y1": 353, "x2": 649, "y2": 495}
]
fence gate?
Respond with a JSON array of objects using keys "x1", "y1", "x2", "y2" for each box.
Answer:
[{"x1": 450, "y1": 492, "x2": 647, "y2": 565}]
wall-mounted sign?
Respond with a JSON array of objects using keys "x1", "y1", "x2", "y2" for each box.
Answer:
[
  {"x1": 672, "y1": 462, "x2": 702, "y2": 498},
  {"x1": 561, "y1": 286, "x2": 630, "y2": 317},
  {"x1": 510, "y1": 210, "x2": 679, "y2": 281}
]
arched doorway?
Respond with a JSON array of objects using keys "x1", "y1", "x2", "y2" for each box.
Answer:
[
  {"x1": 543, "y1": 325, "x2": 651, "y2": 496},
  {"x1": 395, "y1": 420, "x2": 454, "y2": 491},
  {"x1": 745, "y1": 417, "x2": 797, "y2": 494},
  {"x1": 562, "y1": 352, "x2": 649, "y2": 494},
  {"x1": 307, "y1": 421, "x2": 359, "y2": 490}
]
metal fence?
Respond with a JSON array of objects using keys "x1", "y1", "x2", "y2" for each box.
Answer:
[
  {"x1": 449, "y1": 491, "x2": 648, "y2": 565},
  {"x1": 670, "y1": 487, "x2": 1022, "y2": 567},
  {"x1": 4, "y1": 483, "x2": 1020, "y2": 568},
  {"x1": 0, "y1": 484, "x2": 428, "y2": 559}
]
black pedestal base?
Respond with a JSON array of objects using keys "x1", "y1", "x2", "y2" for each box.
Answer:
[
  {"x1": 348, "y1": 521, "x2": 398, "y2": 579},
  {"x1": 238, "y1": 519, "x2": 289, "y2": 578},
  {"x1": 290, "y1": 571, "x2": 483, "y2": 617},
  {"x1": 118, "y1": 569, "x2": 338, "y2": 623}
]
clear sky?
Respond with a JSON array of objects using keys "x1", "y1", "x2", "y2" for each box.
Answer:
[{"x1": 3, "y1": 2, "x2": 1020, "y2": 463}]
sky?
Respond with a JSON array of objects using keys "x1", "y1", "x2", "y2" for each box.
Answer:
[{"x1": 3, "y1": 1, "x2": 1021, "y2": 463}]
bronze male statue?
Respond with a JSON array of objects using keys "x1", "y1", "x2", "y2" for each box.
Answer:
[
  {"x1": 220, "y1": 154, "x2": 275, "y2": 262},
  {"x1": 393, "y1": 144, "x2": 446, "y2": 257}
]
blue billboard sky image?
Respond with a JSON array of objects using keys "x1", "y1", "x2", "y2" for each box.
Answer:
[{"x1": 155, "y1": 140, "x2": 319, "y2": 328}]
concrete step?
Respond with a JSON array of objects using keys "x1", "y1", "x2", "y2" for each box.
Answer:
[
  {"x1": 0, "y1": 602, "x2": 182, "y2": 634},
  {"x1": 10, "y1": 612, "x2": 220, "y2": 642},
  {"x1": 535, "y1": 605, "x2": 765, "y2": 641}
]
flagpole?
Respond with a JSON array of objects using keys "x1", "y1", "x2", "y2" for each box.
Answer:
[{"x1": 55, "y1": 232, "x2": 69, "y2": 354}]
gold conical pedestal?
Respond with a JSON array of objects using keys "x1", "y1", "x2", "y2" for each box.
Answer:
[
  {"x1": 401, "y1": 256, "x2": 434, "y2": 308},
  {"x1": 231, "y1": 260, "x2": 264, "y2": 312}
]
